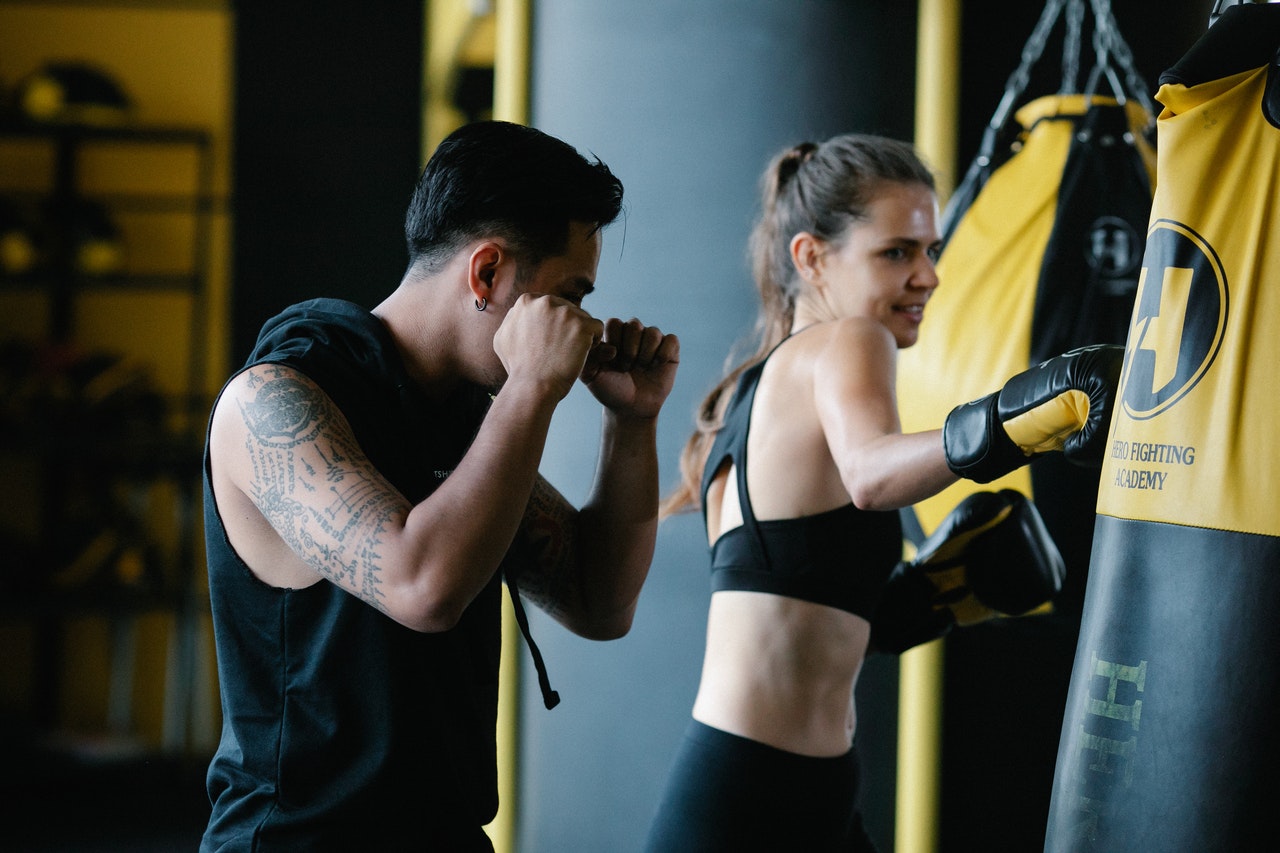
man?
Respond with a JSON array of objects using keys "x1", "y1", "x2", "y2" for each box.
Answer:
[{"x1": 201, "y1": 120, "x2": 679, "y2": 851}]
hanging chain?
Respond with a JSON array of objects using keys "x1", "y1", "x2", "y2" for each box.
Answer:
[
  {"x1": 1085, "y1": 1, "x2": 1126, "y2": 103},
  {"x1": 984, "y1": 0, "x2": 1156, "y2": 141},
  {"x1": 987, "y1": 0, "x2": 1068, "y2": 135},
  {"x1": 1089, "y1": 0, "x2": 1158, "y2": 126},
  {"x1": 1060, "y1": 0, "x2": 1085, "y2": 94},
  {"x1": 957, "y1": 0, "x2": 1159, "y2": 195}
]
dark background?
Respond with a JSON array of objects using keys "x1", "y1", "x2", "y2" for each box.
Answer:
[{"x1": 4, "y1": 2, "x2": 1213, "y2": 850}]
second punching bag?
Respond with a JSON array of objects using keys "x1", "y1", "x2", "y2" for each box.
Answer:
[{"x1": 1045, "y1": 5, "x2": 1280, "y2": 851}]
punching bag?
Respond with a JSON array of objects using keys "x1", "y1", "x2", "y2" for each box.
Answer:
[
  {"x1": 895, "y1": 1, "x2": 1157, "y2": 848},
  {"x1": 1044, "y1": 4, "x2": 1280, "y2": 850},
  {"x1": 900, "y1": 0, "x2": 1156, "y2": 544}
]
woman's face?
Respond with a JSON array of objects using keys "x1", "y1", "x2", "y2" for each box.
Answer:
[{"x1": 816, "y1": 181, "x2": 941, "y2": 348}]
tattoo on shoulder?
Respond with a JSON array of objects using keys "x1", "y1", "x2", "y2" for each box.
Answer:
[
  {"x1": 241, "y1": 369, "x2": 329, "y2": 447},
  {"x1": 237, "y1": 367, "x2": 408, "y2": 613}
]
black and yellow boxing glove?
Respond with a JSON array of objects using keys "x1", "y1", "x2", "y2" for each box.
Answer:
[
  {"x1": 869, "y1": 489, "x2": 1064, "y2": 655},
  {"x1": 943, "y1": 344, "x2": 1124, "y2": 484}
]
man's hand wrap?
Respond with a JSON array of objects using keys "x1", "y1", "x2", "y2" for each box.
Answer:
[
  {"x1": 943, "y1": 344, "x2": 1125, "y2": 484},
  {"x1": 869, "y1": 489, "x2": 1065, "y2": 655}
]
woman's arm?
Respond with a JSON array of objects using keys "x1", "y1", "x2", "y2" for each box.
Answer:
[{"x1": 813, "y1": 318, "x2": 958, "y2": 511}]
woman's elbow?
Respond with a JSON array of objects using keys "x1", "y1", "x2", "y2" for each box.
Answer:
[{"x1": 845, "y1": 476, "x2": 900, "y2": 513}]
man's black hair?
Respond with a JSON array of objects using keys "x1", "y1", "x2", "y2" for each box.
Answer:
[{"x1": 404, "y1": 120, "x2": 624, "y2": 276}]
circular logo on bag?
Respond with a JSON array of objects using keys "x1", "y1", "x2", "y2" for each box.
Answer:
[
  {"x1": 1085, "y1": 215, "x2": 1143, "y2": 294},
  {"x1": 1119, "y1": 219, "x2": 1228, "y2": 420}
]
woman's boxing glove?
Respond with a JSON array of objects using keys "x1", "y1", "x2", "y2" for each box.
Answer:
[
  {"x1": 869, "y1": 489, "x2": 1064, "y2": 654},
  {"x1": 943, "y1": 344, "x2": 1125, "y2": 484}
]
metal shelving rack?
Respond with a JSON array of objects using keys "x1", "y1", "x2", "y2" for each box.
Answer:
[{"x1": 0, "y1": 117, "x2": 214, "y2": 754}]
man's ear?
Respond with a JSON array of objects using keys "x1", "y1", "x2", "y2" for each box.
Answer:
[
  {"x1": 467, "y1": 241, "x2": 505, "y2": 307},
  {"x1": 789, "y1": 232, "x2": 826, "y2": 284}
]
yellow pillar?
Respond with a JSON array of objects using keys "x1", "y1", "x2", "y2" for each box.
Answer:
[
  {"x1": 493, "y1": 0, "x2": 530, "y2": 126},
  {"x1": 422, "y1": 3, "x2": 526, "y2": 850},
  {"x1": 898, "y1": 3, "x2": 959, "y2": 853},
  {"x1": 489, "y1": 8, "x2": 531, "y2": 852}
]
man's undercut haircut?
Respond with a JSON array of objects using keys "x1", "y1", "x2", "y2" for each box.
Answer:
[{"x1": 404, "y1": 120, "x2": 624, "y2": 277}]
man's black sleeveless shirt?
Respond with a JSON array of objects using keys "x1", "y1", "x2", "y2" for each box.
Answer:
[{"x1": 202, "y1": 299, "x2": 499, "y2": 852}]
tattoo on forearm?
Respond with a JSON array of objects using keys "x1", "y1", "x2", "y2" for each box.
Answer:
[
  {"x1": 509, "y1": 480, "x2": 578, "y2": 620},
  {"x1": 239, "y1": 369, "x2": 408, "y2": 611}
]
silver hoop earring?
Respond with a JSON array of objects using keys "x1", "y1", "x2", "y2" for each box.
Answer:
[{"x1": 475, "y1": 297, "x2": 487, "y2": 312}]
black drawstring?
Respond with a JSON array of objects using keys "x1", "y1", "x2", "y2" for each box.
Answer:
[{"x1": 504, "y1": 573, "x2": 561, "y2": 710}]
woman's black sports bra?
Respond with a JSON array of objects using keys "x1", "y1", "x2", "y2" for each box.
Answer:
[{"x1": 700, "y1": 348, "x2": 902, "y2": 620}]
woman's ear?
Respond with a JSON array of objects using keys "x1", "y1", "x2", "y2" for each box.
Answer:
[{"x1": 789, "y1": 232, "x2": 825, "y2": 284}]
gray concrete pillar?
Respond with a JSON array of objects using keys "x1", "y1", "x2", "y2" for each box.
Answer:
[{"x1": 519, "y1": 3, "x2": 915, "y2": 850}]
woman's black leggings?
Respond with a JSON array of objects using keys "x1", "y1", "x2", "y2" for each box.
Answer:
[{"x1": 643, "y1": 720, "x2": 880, "y2": 852}]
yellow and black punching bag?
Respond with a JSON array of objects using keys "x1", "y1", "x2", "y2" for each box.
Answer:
[
  {"x1": 896, "y1": 2, "x2": 1158, "y2": 847},
  {"x1": 1045, "y1": 4, "x2": 1280, "y2": 850},
  {"x1": 901, "y1": 0, "x2": 1156, "y2": 551}
]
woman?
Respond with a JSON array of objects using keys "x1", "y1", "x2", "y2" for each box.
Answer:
[{"x1": 644, "y1": 134, "x2": 1116, "y2": 851}]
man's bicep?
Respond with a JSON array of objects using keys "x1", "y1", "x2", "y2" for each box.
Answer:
[{"x1": 213, "y1": 363, "x2": 410, "y2": 606}]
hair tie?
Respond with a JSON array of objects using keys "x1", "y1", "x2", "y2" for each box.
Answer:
[{"x1": 777, "y1": 142, "x2": 817, "y2": 189}]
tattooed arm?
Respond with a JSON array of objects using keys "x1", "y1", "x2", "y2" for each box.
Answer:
[
  {"x1": 505, "y1": 409, "x2": 662, "y2": 641},
  {"x1": 209, "y1": 362, "x2": 563, "y2": 632},
  {"x1": 502, "y1": 319, "x2": 678, "y2": 639}
]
